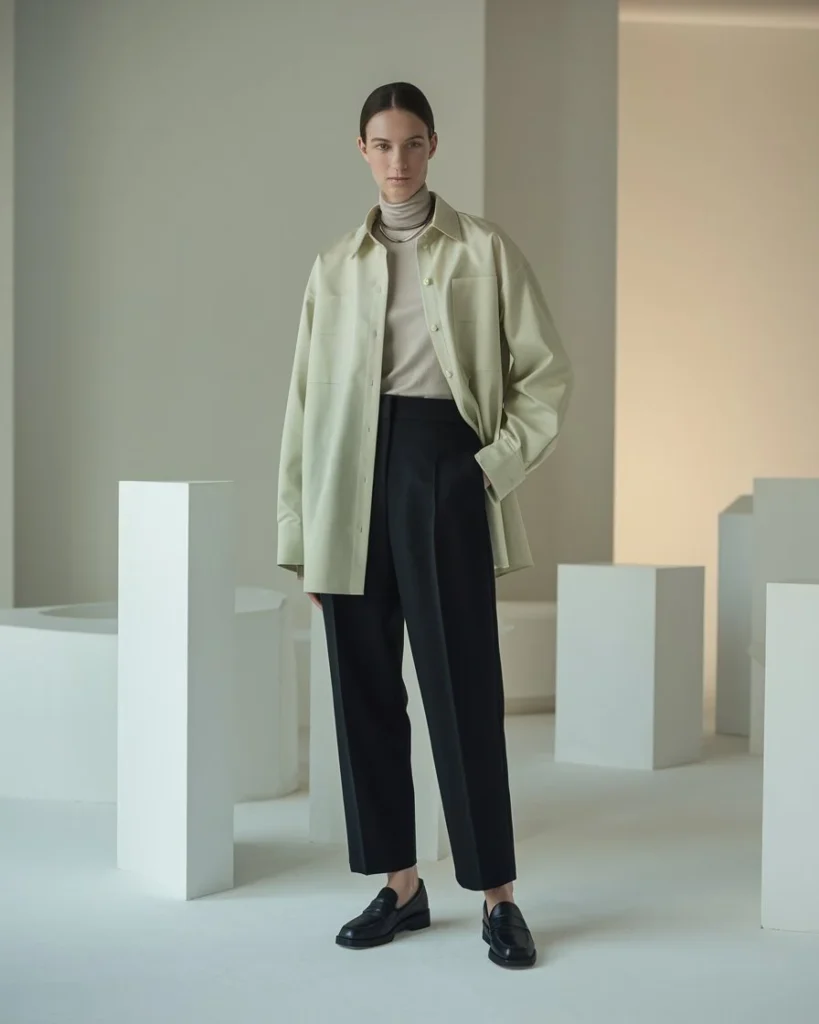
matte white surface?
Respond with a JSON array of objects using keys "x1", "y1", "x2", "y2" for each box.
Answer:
[
  {"x1": 4, "y1": 718, "x2": 819, "y2": 1024},
  {"x1": 750, "y1": 479, "x2": 819, "y2": 754},
  {"x1": 116, "y1": 482, "x2": 234, "y2": 900},
  {"x1": 232, "y1": 590, "x2": 298, "y2": 802},
  {"x1": 716, "y1": 495, "x2": 753, "y2": 736},
  {"x1": 309, "y1": 606, "x2": 448, "y2": 862},
  {"x1": 0, "y1": 588, "x2": 297, "y2": 803},
  {"x1": 555, "y1": 564, "x2": 704, "y2": 770},
  {"x1": 761, "y1": 583, "x2": 819, "y2": 933},
  {"x1": 498, "y1": 601, "x2": 557, "y2": 713}
]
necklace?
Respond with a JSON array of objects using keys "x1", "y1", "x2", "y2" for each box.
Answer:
[{"x1": 377, "y1": 211, "x2": 432, "y2": 244}]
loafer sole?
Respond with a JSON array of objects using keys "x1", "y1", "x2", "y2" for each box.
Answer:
[
  {"x1": 482, "y1": 922, "x2": 537, "y2": 969},
  {"x1": 336, "y1": 909, "x2": 431, "y2": 949}
]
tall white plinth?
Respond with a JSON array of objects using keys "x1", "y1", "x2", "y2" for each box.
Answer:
[
  {"x1": 555, "y1": 564, "x2": 704, "y2": 770},
  {"x1": 761, "y1": 582, "x2": 819, "y2": 932},
  {"x1": 309, "y1": 605, "x2": 448, "y2": 862},
  {"x1": 117, "y1": 481, "x2": 235, "y2": 900},
  {"x1": 750, "y1": 478, "x2": 819, "y2": 754},
  {"x1": 716, "y1": 495, "x2": 753, "y2": 736}
]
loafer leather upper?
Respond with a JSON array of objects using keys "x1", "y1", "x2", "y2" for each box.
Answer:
[
  {"x1": 337, "y1": 881, "x2": 429, "y2": 945},
  {"x1": 483, "y1": 901, "x2": 537, "y2": 967}
]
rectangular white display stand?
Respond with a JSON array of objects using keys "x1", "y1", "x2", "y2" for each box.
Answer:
[
  {"x1": 309, "y1": 605, "x2": 448, "y2": 862},
  {"x1": 117, "y1": 481, "x2": 235, "y2": 900},
  {"x1": 750, "y1": 479, "x2": 819, "y2": 754},
  {"x1": 716, "y1": 495, "x2": 753, "y2": 736},
  {"x1": 555, "y1": 564, "x2": 704, "y2": 770},
  {"x1": 761, "y1": 582, "x2": 819, "y2": 932}
]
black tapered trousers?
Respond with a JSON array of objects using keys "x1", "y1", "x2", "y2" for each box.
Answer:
[{"x1": 321, "y1": 394, "x2": 516, "y2": 892}]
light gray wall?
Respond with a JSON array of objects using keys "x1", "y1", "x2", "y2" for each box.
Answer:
[
  {"x1": 14, "y1": 0, "x2": 486, "y2": 612},
  {"x1": 0, "y1": 0, "x2": 12, "y2": 607},
  {"x1": 486, "y1": 0, "x2": 619, "y2": 601}
]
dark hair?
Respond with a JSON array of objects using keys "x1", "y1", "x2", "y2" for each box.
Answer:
[{"x1": 359, "y1": 82, "x2": 435, "y2": 142}]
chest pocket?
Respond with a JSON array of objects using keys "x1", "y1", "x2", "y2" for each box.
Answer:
[
  {"x1": 451, "y1": 276, "x2": 500, "y2": 342},
  {"x1": 307, "y1": 295, "x2": 346, "y2": 383}
]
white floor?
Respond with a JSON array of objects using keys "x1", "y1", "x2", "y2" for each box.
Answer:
[{"x1": 2, "y1": 715, "x2": 818, "y2": 1024}]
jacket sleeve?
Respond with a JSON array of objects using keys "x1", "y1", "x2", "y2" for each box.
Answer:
[
  {"x1": 474, "y1": 237, "x2": 574, "y2": 503},
  {"x1": 276, "y1": 260, "x2": 317, "y2": 573}
]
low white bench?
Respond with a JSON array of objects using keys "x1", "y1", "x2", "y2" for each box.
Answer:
[{"x1": 0, "y1": 586, "x2": 298, "y2": 803}]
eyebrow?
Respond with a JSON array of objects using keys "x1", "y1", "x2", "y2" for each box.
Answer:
[{"x1": 370, "y1": 135, "x2": 425, "y2": 143}]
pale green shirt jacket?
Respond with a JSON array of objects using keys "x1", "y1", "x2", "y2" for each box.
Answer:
[{"x1": 277, "y1": 193, "x2": 574, "y2": 596}]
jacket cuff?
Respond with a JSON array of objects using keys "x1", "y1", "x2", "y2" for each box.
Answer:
[
  {"x1": 475, "y1": 438, "x2": 526, "y2": 502},
  {"x1": 277, "y1": 520, "x2": 304, "y2": 569}
]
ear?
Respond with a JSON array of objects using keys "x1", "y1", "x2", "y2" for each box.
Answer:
[
  {"x1": 428, "y1": 132, "x2": 439, "y2": 160},
  {"x1": 357, "y1": 136, "x2": 369, "y2": 162}
]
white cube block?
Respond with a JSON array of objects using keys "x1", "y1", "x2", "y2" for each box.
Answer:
[
  {"x1": 497, "y1": 601, "x2": 557, "y2": 714},
  {"x1": 117, "y1": 481, "x2": 235, "y2": 900},
  {"x1": 750, "y1": 478, "x2": 819, "y2": 754},
  {"x1": 716, "y1": 495, "x2": 753, "y2": 736},
  {"x1": 555, "y1": 564, "x2": 704, "y2": 770},
  {"x1": 309, "y1": 606, "x2": 448, "y2": 862},
  {"x1": 761, "y1": 582, "x2": 819, "y2": 932}
]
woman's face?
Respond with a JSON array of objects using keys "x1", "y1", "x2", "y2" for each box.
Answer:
[{"x1": 358, "y1": 107, "x2": 438, "y2": 204}]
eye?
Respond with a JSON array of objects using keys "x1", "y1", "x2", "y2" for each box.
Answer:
[{"x1": 375, "y1": 143, "x2": 389, "y2": 151}]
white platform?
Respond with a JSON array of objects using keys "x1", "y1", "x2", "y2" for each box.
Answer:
[
  {"x1": 309, "y1": 605, "x2": 449, "y2": 862},
  {"x1": 116, "y1": 481, "x2": 235, "y2": 900},
  {"x1": 750, "y1": 478, "x2": 819, "y2": 755},
  {"x1": 555, "y1": 564, "x2": 704, "y2": 770},
  {"x1": 498, "y1": 600, "x2": 557, "y2": 713},
  {"x1": 0, "y1": 587, "x2": 297, "y2": 804},
  {"x1": 716, "y1": 495, "x2": 753, "y2": 737},
  {"x1": 761, "y1": 582, "x2": 819, "y2": 933}
]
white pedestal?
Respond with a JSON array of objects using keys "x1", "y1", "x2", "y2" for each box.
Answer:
[
  {"x1": 308, "y1": 605, "x2": 448, "y2": 862},
  {"x1": 555, "y1": 564, "x2": 704, "y2": 770},
  {"x1": 750, "y1": 478, "x2": 819, "y2": 755},
  {"x1": 761, "y1": 582, "x2": 819, "y2": 932},
  {"x1": 716, "y1": 495, "x2": 753, "y2": 736},
  {"x1": 497, "y1": 601, "x2": 557, "y2": 714},
  {"x1": 117, "y1": 481, "x2": 235, "y2": 900}
]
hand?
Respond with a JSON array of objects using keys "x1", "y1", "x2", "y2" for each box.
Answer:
[{"x1": 308, "y1": 592, "x2": 322, "y2": 610}]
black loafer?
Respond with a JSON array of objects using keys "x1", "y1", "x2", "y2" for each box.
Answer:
[
  {"x1": 336, "y1": 880, "x2": 431, "y2": 949},
  {"x1": 482, "y1": 901, "x2": 537, "y2": 968}
]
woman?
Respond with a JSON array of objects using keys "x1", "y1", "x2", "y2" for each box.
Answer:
[{"x1": 277, "y1": 82, "x2": 573, "y2": 970}]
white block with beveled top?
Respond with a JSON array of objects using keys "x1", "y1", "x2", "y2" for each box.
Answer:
[
  {"x1": 555, "y1": 564, "x2": 705, "y2": 770},
  {"x1": 761, "y1": 582, "x2": 819, "y2": 932},
  {"x1": 309, "y1": 606, "x2": 448, "y2": 861},
  {"x1": 716, "y1": 495, "x2": 753, "y2": 737},
  {"x1": 117, "y1": 481, "x2": 235, "y2": 900}
]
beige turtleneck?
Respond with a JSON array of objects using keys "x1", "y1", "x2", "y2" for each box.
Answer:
[{"x1": 375, "y1": 185, "x2": 452, "y2": 399}]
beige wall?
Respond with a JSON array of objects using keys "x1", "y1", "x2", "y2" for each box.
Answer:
[
  {"x1": 0, "y1": 0, "x2": 12, "y2": 606},
  {"x1": 616, "y1": 20, "x2": 819, "y2": 706},
  {"x1": 14, "y1": 0, "x2": 486, "y2": 615},
  {"x1": 486, "y1": 0, "x2": 619, "y2": 601}
]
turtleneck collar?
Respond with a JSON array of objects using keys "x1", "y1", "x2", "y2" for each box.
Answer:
[{"x1": 379, "y1": 183, "x2": 433, "y2": 231}]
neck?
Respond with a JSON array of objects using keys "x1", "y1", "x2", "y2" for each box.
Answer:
[{"x1": 379, "y1": 183, "x2": 432, "y2": 231}]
